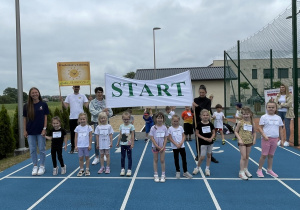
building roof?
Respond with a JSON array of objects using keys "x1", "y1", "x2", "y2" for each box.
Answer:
[{"x1": 135, "y1": 66, "x2": 237, "y2": 80}]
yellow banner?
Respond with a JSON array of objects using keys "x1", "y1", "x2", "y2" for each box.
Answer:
[{"x1": 57, "y1": 62, "x2": 91, "y2": 86}]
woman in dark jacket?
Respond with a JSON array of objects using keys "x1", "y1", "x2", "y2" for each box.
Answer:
[{"x1": 193, "y1": 85, "x2": 218, "y2": 163}]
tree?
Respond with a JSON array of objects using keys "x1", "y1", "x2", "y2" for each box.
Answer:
[
  {"x1": 0, "y1": 105, "x2": 15, "y2": 158},
  {"x1": 240, "y1": 82, "x2": 250, "y2": 102},
  {"x1": 123, "y1": 71, "x2": 135, "y2": 79},
  {"x1": 273, "y1": 81, "x2": 282, "y2": 88},
  {"x1": 2, "y1": 87, "x2": 28, "y2": 103}
]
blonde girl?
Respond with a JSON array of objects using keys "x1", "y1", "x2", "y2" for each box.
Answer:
[
  {"x1": 274, "y1": 83, "x2": 294, "y2": 146},
  {"x1": 149, "y1": 112, "x2": 168, "y2": 182},
  {"x1": 234, "y1": 106, "x2": 256, "y2": 180},
  {"x1": 95, "y1": 112, "x2": 114, "y2": 174},
  {"x1": 116, "y1": 112, "x2": 135, "y2": 176},
  {"x1": 75, "y1": 113, "x2": 93, "y2": 176},
  {"x1": 256, "y1": 101, "x2": 284, "y2": 178}
]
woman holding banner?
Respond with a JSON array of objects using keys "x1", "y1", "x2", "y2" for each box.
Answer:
[
  {"x1": 274, "y1": 83, "x2": 294, "y2": 147},
  {"x1": 193, "y1": 85, "x2": 218, "y2": 163}
]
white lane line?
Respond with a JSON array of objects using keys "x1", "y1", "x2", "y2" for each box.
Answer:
[
  {"x1": 226, "y1": 140, "x2": 300, "y2": 198},
  {"x1": 27, "y1": 135, "x2": 119, "y2": 209},
  {"x1": 186, "y1": 141, "x2": 221, "y2": 210},
  {"x1": 279, "y1": 146, "x2": 300, "y2": 157},
  {"x1": 254, "y1": 147, "x2": 262, "y2": 151},
  {"x1": 120, "y1": 139, "x2": 149, "y2": 210},
  {"x1": 139, "y1": 126, "x2": 145, "y2": 132},
  {"x1": 0, "y1": 142, "x2": 73, "y2": 181}
]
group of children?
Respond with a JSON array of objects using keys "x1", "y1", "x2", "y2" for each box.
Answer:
[{"x1": 45, "y1": 101, "x2": 285, "y2": 182}]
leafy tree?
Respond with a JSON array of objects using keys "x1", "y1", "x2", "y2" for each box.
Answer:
[
  {"x1": 61, "y1": 105, "x2": 70, "y2": 131},
  {"x1": 12, "y1": 107, "x2": 28, "y2": 148},
  {"x1": 123, "y1": 71, "x2": 135, "y2": 79},
  {"x1": 0, "y1": 105, "x2": 15, "y2": 158},
  {"x1": 240, "y1": 82, "x2": 250, "y2": 102},
  {"x1": 2, "y1": 87, "x2": 28, "y2": 103},
  {"x1": 0, "y1": 95, "x2": 14, "y2": 104},
  {"x1": 273, "y1": 81, "x2": 282, "y2": 88}
]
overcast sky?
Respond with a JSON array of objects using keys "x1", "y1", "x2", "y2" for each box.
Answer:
[{"x1": 0, "y1": 0, "x2": 292, "y2": 96}]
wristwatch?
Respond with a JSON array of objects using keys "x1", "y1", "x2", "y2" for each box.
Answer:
[{"x1": 43, "y1": 127, "x2": 47, "y2": 130}]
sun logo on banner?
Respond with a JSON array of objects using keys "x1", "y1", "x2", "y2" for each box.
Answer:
[{"x1": 68, "y1": 68, "x2": 81, "y2": 79}]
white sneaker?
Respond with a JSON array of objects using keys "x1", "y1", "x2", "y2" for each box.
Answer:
[
  {"x1": 176, "y1": 172, "x2": 181, "y2": 179},
  {"x1": 283, "y1": 141, "x2": 289, "y2": 147},
  {"x1": 104, "y1": 155, "x2": 107, "y2": 162},
  {"x1": 120, "y1": 168, "x2": 125, "y2": 176},
  {"x1": 61, "y1": 165, "x2": 67, "y2": 175},
  {"x1": 160, "y1": 174, "x2": 166, "y2": 183},
  {"x1": 154, "y1": 174, "x2": 159, "y2": 182},
  {"x1": 239, "y1": 171, "x2": 248, "y2": 180},
  {"x1": 277, "y1": 140, "x2": 282, "y2": 146},
  {"x1": 205, "y1": 169, "x2": 210, "y2": 176},
  {"x1": 53, "y1": 167, "x2": 58, "y2": 176},
  {"x1": 126, "y1": 170, "x2": 132, "y2": 176},
  {"x1": 92, "y1": 157, "x2": 99, "y2": 165},
  {"x1": 244, "y1": 168, "x2": 252, "y2": 178},
  {"x1": 37, "y1": 166, "x2": 45, "y2": 175},
  {"x1": 32, "y1": 166, "x2": 38, "y2": 176},
  {"x1": 193, "y1": 167, "x2": 199, "y2": 175},
  {"x1": 183, "y1": 172, "x2": 193, "y2": 179}
]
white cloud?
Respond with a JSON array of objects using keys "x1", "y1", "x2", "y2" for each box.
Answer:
[{"x1": 0, "y1": 0, "x2": 291, "y2": 95}]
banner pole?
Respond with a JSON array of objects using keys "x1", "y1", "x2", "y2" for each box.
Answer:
[{"x1": 193, "y1": 108, "x2": 200, "y2": 162}]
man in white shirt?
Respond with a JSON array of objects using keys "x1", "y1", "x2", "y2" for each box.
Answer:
[{"x1": 62, "y1": 86, "x2": 90, "y2": 153}]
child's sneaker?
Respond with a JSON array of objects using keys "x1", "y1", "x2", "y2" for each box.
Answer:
[
  {"x1": 183, "y1": 172, "x2": 193, "y2": 179},
  {"x1": 205, "y1": 169, "x2": 210, "y2": 176},
  {"x1": 98, "y1": 167, "x2": 105, "y2": 174},
  {"x1": 176, "y1": 172, "x2": 180, "y2": 179},
  {"x1": 77, "y1": 169, "x2": 85, "y2": 177},
  {"x1": 256, "y1": 169, "x2": 264, "y2": 178},
  {"x1": 144, "y1": 138, "x2": 148, "y2": 142},
  {"x1": 53, "y1": 167, "x2": 58, "y2": 176},
  {"x1": 212, "y1": 138, "x2": 216, "y2": 142},
  {"x1": 283, "y1": 141, "x2": 289, "y2": 147},
  {"x1": 160, "y1": 174, "x2": 166, "y2": 183},
  {"x1": 105, "y1": 167, "x2": 111, "y2": 174},
  {"x1": 32, "y1": 166, "x2": 38, "y2": 176},
  {"x1": 85, "y1": 169, "x2": 90, "y2": 176},
  {"x1": 277, "y1": 140, "x2": 281, "y2": 146},
  {"x1": 126, "y1": 170, "x2": 132, "y2": 176},
  {"x1": 222, "y1": 139, "x2": 226, "y2": 145},
  {"x1": 92, "y1": 157, "x2": 99, "y2": 165},
  {"x1": 154, "y1": 174, "x2": 159, "y2": 182},
  {"x1": 193, "y1": 167, "x2": 199, "y2": 175},
  {"x1": 266, "y1": 170, "x2": 278, "y2": 178},
  {"x1": 244, "y1": 168, "x2": 252, "y2": 178},
  {"x1": 232, "y1": 137, "x2": 237, "y2": 141},
  {"x1": 120, "y1": 168, "x2": 125, "y2": 176},
  {"x1": 239, "y1": 171, "x2": 248, "y2": 180},
  {"x1": 61, "y1": 165, "x2": 67, "y2": 175}
]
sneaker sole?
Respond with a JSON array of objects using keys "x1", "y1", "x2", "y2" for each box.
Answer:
[
  {"x1": 256, "y1": 173, "x2": 264, "y2": 178},
  {"x1": 266, "y1": 172, "x2": 278, "y2": 178}
]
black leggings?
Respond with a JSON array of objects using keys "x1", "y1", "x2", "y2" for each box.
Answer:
[
  {"x1": 173, "y1": 148, "x2": 187, "y2": 172},
  {"x1": 51, "y1": 147, "x2": 64, "y2": 168}
]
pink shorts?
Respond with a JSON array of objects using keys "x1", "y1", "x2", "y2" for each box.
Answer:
[{"x1": 261, "y1": 137, "x2": 278, "y2": 156}]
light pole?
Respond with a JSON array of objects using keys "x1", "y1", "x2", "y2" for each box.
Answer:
[
  {"x1": 153, "y1": 27, "x2": 161, "y2": 80},
  {"x1": 14, "y1": 0, "x2": 28, "y2": 155},
  {"x1": 286, "y1": 0, "x2": 299, "y2": 146},
  {"x1": 153, "y1": 27, "x2": 161, "y2": 113}
]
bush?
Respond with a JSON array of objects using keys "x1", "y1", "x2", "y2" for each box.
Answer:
[{"x1": 0, "y1": 105, "x2": 15, "y2": 159}]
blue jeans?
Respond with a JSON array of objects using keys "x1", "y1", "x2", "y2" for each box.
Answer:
[
  {"x1": 28, "y1": 135, "x2": 46, "y2": 166},
  {"x1": 121, "y1": 145, "x2": 132, "y2": 170},
  {"x1": 92, "y1": 122, "x2": 99, "y2": 157},
  {"x1": 278, "y1": 111, "x2": 291, "y2": 142}
]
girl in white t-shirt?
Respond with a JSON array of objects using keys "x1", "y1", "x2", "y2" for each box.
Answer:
[
  {"x1": 150, "y1": 112, "x2": 168, "y2": 183},
  {"x1": 212, "y1": 104, "x2": 226, "y2": 145},
  {"x1": 256, "y1": 101, "x2": 284, "y2": 178},
  {"x1": 75, "y1": 113, "x2": 93, "y2": 177},
  {"x1": 168, "y1": 115, "x2": 193, "y2": 179},
  {"x1": 95, "y1": 112, "x2": 114, "y2": 174}
]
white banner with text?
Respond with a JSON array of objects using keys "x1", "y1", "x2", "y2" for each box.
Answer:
[{"x1": 105, "y1": 71, "x2": 193, "y2": 108}]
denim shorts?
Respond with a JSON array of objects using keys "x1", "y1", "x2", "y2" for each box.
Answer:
[{"x1": 78, "y1": 147, "x2": 90, "y2": 157}]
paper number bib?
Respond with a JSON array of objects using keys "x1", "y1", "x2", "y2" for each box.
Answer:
[{"x1": 202, "y1": 126, "x2": 211, "y2": 134}]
